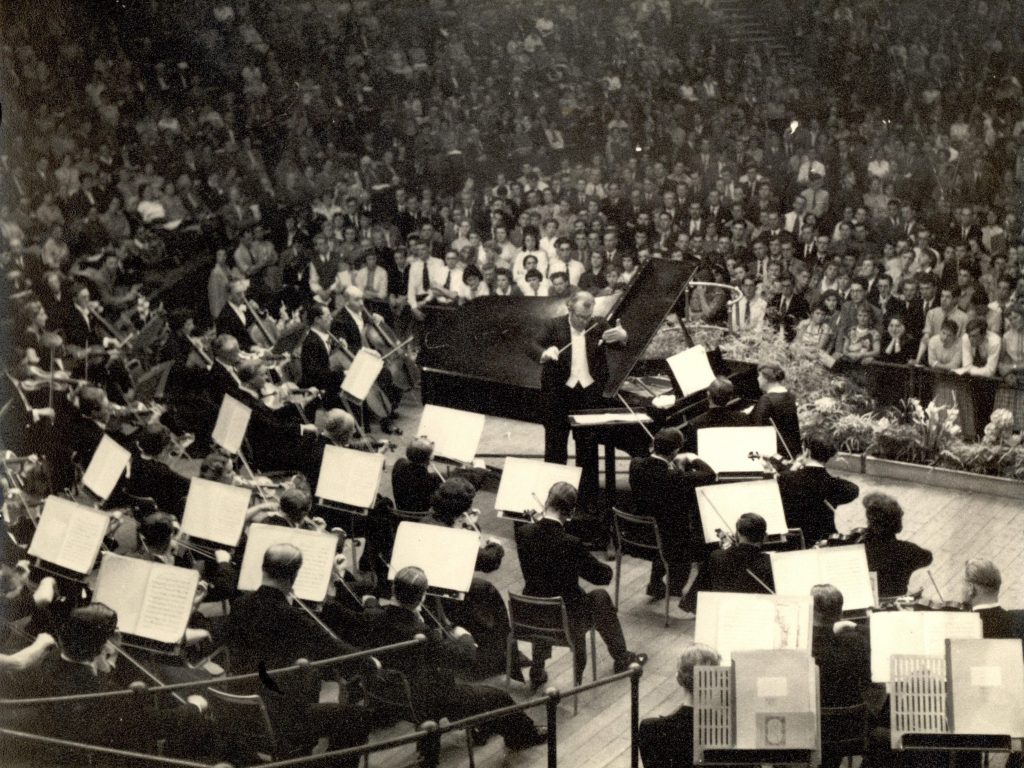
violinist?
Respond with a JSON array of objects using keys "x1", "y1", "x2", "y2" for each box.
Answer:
[
  {"x1": 349, "y1": 566, "x2": 548, "y2": 767},
  {"x1": 629, "y1": 428, "x2": 715, "y2": 600},
  {"x1": 391, "y1": 437, "x2": 443, "y2": 513},
  {"x1": 751, "y1": 363, "x2": 802, "y2": 460},
  {"x1": 682, "y1": 513, "x2": 774, "y2": 607},
  {"x1": 60, "y1": 283, "x2": 105, "y2": 360},
  {"x1": 420, "y1": 477, "x2": 519, "y2": 679},
  {"x1": 233, "y1": 361, "x2": 318, "y2": 472},
  {"x1": 962, "y1": 559, "x2": 1016, "y2": 638},
  {"x1": 209, "y1": 544, "x2": 371, "y2": 767},
  {"x1": 125, "y1": 423, "x2": 190, "y2": 519},
  {"x1": 8, "y1": 603, "x2": 218, "y2": 758},
  {"x1": 859, "y1": 493, "x2": 932, "y2": 599},
  {"x1": 777, "y1": 430, "x2": 860, "y2": 546},
  {"x1": 215, "y1": 278, "x2": 255, "y2": 351},
  {"x1": 206, "y1": 333, "x2": 243, "y2": 400}
]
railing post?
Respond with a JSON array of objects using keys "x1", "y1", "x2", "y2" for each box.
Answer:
[
  {"x1": 545, "y1": 686, "x2": 560, "y2": 768},
  {"x1": 630, "y1": 662, "x2": 643, "y2": 768}
]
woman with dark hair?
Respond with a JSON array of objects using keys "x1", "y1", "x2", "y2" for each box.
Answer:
[
  {"x1": 793, "y1": 301, "x2": 833, "y2": 356},
  {"x1": 860, "y1": 492, "x2": 932, "y2": 598},
  {"x1": 578, "y1": 250, "x2": 608, "y2": 292},
  {"x1": 751, "y1": 362, "x2": 801, "y2": 459},
  {"x1": 873, "y1": 314, "x2": 914, "y2": 364}
]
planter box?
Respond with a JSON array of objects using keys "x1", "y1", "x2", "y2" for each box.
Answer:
[
  {"x1": 863, "y1": 456, "x2": 1024, "y2": 500},
  {"x1": 827, "y1": 452, "x2": 865, "y2": 475}
]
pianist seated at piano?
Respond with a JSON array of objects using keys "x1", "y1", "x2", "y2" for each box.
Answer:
[{"x1": 533, "y1": 290, "x2": 628, "y2": 515}]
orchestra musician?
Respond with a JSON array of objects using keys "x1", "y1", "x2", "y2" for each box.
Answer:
[
  {"x1": 516, "y1": 482, "x2": 646, "y2": 687},
  {"x1": 680, "y1": 513, "x2": 774, "y2": 611},
  {"x1": 859, "y1": 493, "x2": 933, "y2": 599},
  {"x1": 210, "y1": 543, "x2": 371, "y2": 767},
  {"x1": 961, "y1": 559, "x2": 1016, "y2": 638},
  {"x1": 215, "y1": 278, "x2": 256, "y2": 351},
  {"x1": 532, "y1": 290, "x2": 628, "y2": 514},
  {"x1": 628, "y1": 428, "x2": 715, "y2": 600},
  {"x1": 751, "y1": 363, "x2": 801, "y2": 459},
  {"x1": 300, "y1": 302, "x2": 346, "y2": 408},
  {"x1": 125, "y1": 423, "x2": 190, "y2": 519},
  {"x1": 390, "y1": 437, "x2": 443, "y2": 513},
  {"x1": 777, "y1": 430, "x2": 860, "y2": 546},
  {"x1": 351, "y1": 566, "x2": 549, "y2": 767}
]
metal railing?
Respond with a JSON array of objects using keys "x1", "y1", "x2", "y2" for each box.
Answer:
[{"x1": 0, "y1": 663, "x2": 644, "y2": 768}]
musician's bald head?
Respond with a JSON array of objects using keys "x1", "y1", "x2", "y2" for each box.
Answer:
[
  {"x1": 79, "y1": 386, "x2": 109, "y2": 419},
  {"x1": 406, "y1": 437, "x2": 434, "y2": 465},
  {"x1": 393, "y1": 565, "x2": 429, "y2": 609},
  {"x1": 262, "y1": 543, "x2": 303, "y2": 586},
  {"x1": 568, "y1": 291, "x2": 595, "y2": 325},
  {"x1": 345, "y1": 285, "x2": 364, "y2": 301},
  {"x1": 324, "y1": 408, "x2": 356, "y2": 444},
  {"x1": 236, "y1": 360, "x2": 265, "y2": 387}
]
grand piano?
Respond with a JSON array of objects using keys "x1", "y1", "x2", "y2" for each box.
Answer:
[{"x1": 419, "y1": 260, "x2": 760, "y2": 486}]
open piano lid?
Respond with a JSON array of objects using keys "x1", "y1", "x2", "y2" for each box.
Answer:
[{"x1": 419, "y1": 259, "x2": 696, "y2": 400}]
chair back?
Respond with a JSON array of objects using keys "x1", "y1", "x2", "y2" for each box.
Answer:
[
  {"x1": 508, "y1": 593, "x2": 574, "y2": 650},
  {"x1": 391, "y1": 507, "x2": 434, "y2": 524},
  {"x1": 613, "y1": 507, "x2": 663, "y2": 554},
  {"x1": 206, "y1": 687, "x2": 278, "y2": 760}
]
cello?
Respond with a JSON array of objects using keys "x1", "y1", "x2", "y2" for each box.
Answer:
[
  {"x1": 325, "y1": 329, "x2": 393, "y2": 420},
  {"x1": 361, "y1": 306, "x2": 419, "y2": 391}
]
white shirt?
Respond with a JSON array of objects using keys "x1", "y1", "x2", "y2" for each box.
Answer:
[
  {"x1": 346, "y1": 308, "x2": 367, "y2": 345},
  {"x1": 566, "y1": 322, "x2": 594, "y2": 388}
]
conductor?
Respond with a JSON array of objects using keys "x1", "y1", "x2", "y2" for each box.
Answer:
[{"x1": 533, "y1": 291, "x2": 628, "y2": 508}]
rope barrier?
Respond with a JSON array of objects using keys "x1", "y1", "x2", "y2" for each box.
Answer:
[{"x1": 0, "y1": 636, "x2": 426, "y2": 707}]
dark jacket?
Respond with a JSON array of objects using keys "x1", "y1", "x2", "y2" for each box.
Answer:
[
  {"x1": 628, "y1": 455, "x2": 715, "y2": 555},
  {"x1": 683, "y1": 406, "x2": 750, "y2": 453},
  {"x1": 976, "y1": 606, "x2": 1016, "y2": 639},
  {"x1": 863, "y1": 536, "x2": 932, "y2": 598},
  {"x1": 517, "y1": 518, "x2": 612, "y2": 611},
  {"x1": 215, "y1": 303, "x2": 255, "y2": 351},
  {"x1": 390, "y1": 458, "x2": 442, "y2": 512},
  {"x1": 638, "y1": 705, "x2": 694, "y2": 768},
  {"x1": 777, "y1": 466, "x2": 860, "y2": 545},
  {"x1": 699, "y1": 542, "x2": 774, "y2": 594},
  {"x1": 125, "y1": 455, "x2": 191, "y2": 518}
]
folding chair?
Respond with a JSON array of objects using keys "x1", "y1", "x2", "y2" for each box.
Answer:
[
  {"x1": 506, "y1": 593, "x2": 596, "y2": 715},
  {"x1": 612, "y1": 507, "x2": 671, "y2": 627},
  {"x1": 820, "y1": 701, "x2": 869, "y2": 768},
  {"x1": 206, "y1": 687, "x2": 291, "y2": 764}
]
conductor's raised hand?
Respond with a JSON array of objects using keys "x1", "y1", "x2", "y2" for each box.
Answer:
[
  {"x1": 601, "y1": 320, "x2": 627, "y2": 346},
  {"x1": 540, "y1": 345, "x2": 560, "y2": 362}
]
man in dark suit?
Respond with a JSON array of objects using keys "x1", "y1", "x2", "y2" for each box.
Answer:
[
  {"x1": 125, "y1": 423, "x2": 191, "y2": 518},
  {"x1": 767, "y1": 273, "x2": 809, "y2": 341},
  {"x1": 516, "y1": 483, "x2": 645, "y2": 686},
  {"x1": 638, "y1": 643, "x2": 721, "y2": 768},
  {"x1": 777, "y1": 432, "x2": 860, "y2": 546},
  {"x1": 351, "y1": 566, "x2": 547, "y2": 767},
  {"x1": 215, "y1": 279, "x2": 256, "y2": 351},
  {"x1": 233, "y1": 361, "x2": 318, "y2": 472},
  {"x1": 12, "y1": 603, "x2": 218, "y2": 759},
  {"x1": 59, "y1": 283, "x2": 104, "y2": 354},
  {"x1": 300, "y1": 303, "x2": 344, "y2": 407},
  {"x1": 962, "y1": 559, "x2": 1016, "y2": 639},
  {"x1": 629, "y1": 428, "x2": 715, "y2": 599},
  {"x1": 532, "y1": 291, "x2": 628, "y2": 508},
  {"x1": 206, "y1": 333, "x2": 244, "y2": 403},
  {"x1": 213, "y1": 543, "x2": 370, "y2": 766},
  {"x1": 682, "y1": 513, "x2": 774, "y2": 611},
  {"x1": 682, "y1": 377, "x2": 750, "y2": 452}
]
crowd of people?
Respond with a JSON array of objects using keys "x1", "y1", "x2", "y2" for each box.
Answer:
[{"x1": 2, "y1": 0, "x2": 1024, "y2": 764}]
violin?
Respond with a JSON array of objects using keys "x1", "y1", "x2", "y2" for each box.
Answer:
[
  {"x1": 815, "y1": 527, "x2": 867, "y2": 548},
  {"x1": 715, "y1": 527, "x2": 739, "y2": 549}
]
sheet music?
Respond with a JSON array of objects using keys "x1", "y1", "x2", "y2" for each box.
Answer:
[
  {"x1": 695, "y1": 479, "x2": 788, "y2": 543},
  {"x1": 494, "y1": 457, "x2": 582, "y2": 516},
  {"x1": 769, "y1": 545, "x2": 875, "y2": 611},
  {"x1": 93, "y1": 553, "x2": 199, "y2": 644},
  {"x1": 341, "y1": 348, "x2": 385, "y2": 402},
  {"x1": 666, "y1": 344, "x2": 717, "y2": 397},
  {"x1": 237, "y1": 524, "x2": 339, "y2": 602},
  {"x1": 416, "y1": 405, "x2": 485, "y2": 464},
  {"x1": 695, "y1": 592, "x2": 812, "y2": 664},
  {"x1": 28, "y1": 496, "x2": 109, "y2": 575},
  {"x1": 388, "y1": 521, "x2": 478, "y2": 596},
  {"x1": 697, "y1": 426, "x2": 776, "y2": 475},
  {"x1": 869, "y1": 611, "x2": 982, "y2": 683},
  {"x1": 180, "y1": 477, "x2": 251, "y2": 546},
  {"x1": 315, "y1": 445, "x2": 384, "y2": 509},
  {"x1": 82, "y1": 435, "x2": 131, "y2": 501},
  {"x1": 212, "y1": 394, "x2": 252, "y2": 455}
]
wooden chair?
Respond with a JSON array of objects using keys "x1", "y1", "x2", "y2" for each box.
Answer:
[
  {"x1": 612, "y1": 507, "x2": 671, "y2": 627},
  {"x1": 820, "y1": 701, "x2": 869, "y2": 767},
  {"x1": 362, "y1": 664, "x2": 475, "y2": 768},
  {"x1": 506, "y1": 593, "x2": 596, "y2": 715}
]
